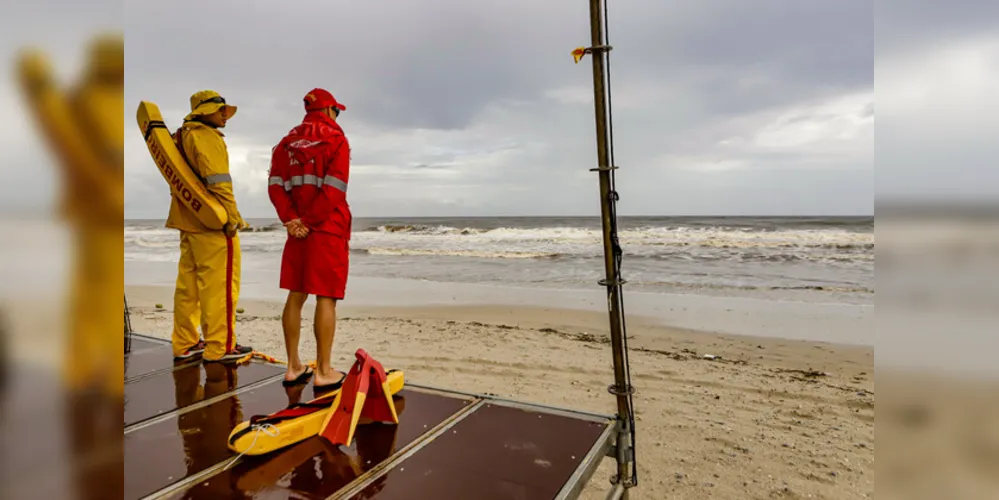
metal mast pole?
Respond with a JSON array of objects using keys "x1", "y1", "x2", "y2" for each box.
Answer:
[{"x1": 584, "y1": 0, "x2": 637, "y2": 496}]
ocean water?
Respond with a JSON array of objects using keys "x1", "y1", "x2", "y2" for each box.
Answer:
[{"x1": 125, "y1": 216, "x2": 873, "y2": 303}]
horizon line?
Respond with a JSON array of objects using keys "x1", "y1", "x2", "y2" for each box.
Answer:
[{"x1": 124, "y1": 213, "x2": 874, "y2": 220}]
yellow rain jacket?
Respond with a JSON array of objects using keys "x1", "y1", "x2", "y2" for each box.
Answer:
[{"x1": 166, "y1": 121, "x2": 244, "y2": 232}]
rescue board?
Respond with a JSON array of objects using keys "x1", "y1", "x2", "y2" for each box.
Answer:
[
  {"x1": 135, "y1": 101, "x2": 228, "y2": 230},
  {"x1": 227, "y1": 369, "x2": 404, "y2": 456},
  {"x1": 16, "y1": 50, "x2": 123, "y2": 215}
]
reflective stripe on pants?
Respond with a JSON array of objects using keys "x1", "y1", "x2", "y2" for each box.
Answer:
[{"x1": 172, "y1": 230, "x2": 240, "y2": 359}]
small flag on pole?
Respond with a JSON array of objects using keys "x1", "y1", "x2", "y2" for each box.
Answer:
[{"x1": 571, "y1": 47, "x2": 587, "y2": 64}]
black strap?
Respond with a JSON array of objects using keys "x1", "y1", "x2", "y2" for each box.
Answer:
[
  {"x1": 172, "y1": 126, "x2": 208, "y2": 186},
  {"x1": 143, "y1": 120, "x2": 166, "y2": 141}
]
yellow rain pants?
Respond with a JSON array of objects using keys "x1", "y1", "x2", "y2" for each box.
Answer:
[{"x1": 172, "y1": 231, "x2": 240, "y2": 360}]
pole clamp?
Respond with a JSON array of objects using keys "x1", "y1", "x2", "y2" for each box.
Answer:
[
  {"x1": 609, "y1": 474, "x2": 638, "y2": 487},
  {"x1": 589, "y1": 165, "x2": 619, "y2": 172},
  {"x1": 608, "y1": 383, "x2": 635, "y2": 396}
]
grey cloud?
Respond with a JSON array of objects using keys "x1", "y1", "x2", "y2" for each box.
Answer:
[
  {"x1": 874, "y1": 0, "x2": 999, "y2": 201},
  {"x1": 411, "y1": 164, "x2": 453, "y2": 170},
  {"x1": 125, "y1": 0, "x2": 870, "y2": 133},
  {"x1": 877, "y1": 0, "x2": 999, "y2": 56},
  {"x1": 114, "y1": 0, "x2": 877, "y2": 217}
]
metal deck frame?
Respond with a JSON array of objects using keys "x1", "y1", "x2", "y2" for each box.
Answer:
[{"x1": 126, "y1": 333, "x2": 618, "y2": 500}]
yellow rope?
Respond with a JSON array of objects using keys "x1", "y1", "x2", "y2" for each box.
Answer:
[{"x1": 234, "y1": 350, "x2": 317, "y2": 369}]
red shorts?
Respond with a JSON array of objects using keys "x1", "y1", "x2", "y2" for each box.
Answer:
[{"x1": 279, "y1": 231, "x2": 349, "y2": 299}]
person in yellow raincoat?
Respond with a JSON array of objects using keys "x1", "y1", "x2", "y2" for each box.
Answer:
[
  {"x1": 15, "y1": 33, "x2": 126, "y2": 500},
  {"x1": 168, "y1": 90, "x2": 252, "y2": 362}
]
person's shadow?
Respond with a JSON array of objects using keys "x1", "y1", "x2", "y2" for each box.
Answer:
[{"x1": 173, "y1": 361, "x2": 243, "y2": 498}]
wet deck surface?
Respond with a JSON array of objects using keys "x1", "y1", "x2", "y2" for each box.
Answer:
[
  {"x1": 2, "y1": 365, "x2": 123, "y2": 500},
  {"x1": 115, "y1": 335, "x2": 613, "y2": 500},
  {"x1": 353, "y1": 403, "x2": 609, "y2": 499},
  {"x1": 124, "y1": 359, "x2": 284, "y2": 426},
  {"x1": 124, "y1": 373, "x2": 292, "y2": 499},
  {"x1": 163, "y1": 390, "x2": 473, "y2": 500},
  {"x1": 131, "y1": 337, "x2": 167, "y2": 352},
  {"x1": 125, "y1": 343, "x2": 191, "y2": 381}
]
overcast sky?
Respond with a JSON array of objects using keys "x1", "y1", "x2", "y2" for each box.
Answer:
[
  {"x1": 111, "y1": 0, "x2": 879, "y2": 218},
  {"x1": 10, "y1": 0, "x2": 996, "y2": 218}
]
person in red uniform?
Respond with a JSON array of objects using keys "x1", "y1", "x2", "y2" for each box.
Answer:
[{"x1": 268, "y1": 88, "x2": 352, "y2": 391}]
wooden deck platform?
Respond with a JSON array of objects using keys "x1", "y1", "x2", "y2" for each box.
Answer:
[{"x1": 122, "y1": 334, "x2": 616, "y2": 499}]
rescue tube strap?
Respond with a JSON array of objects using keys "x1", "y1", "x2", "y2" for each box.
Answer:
[
  {"x1": 143, "y1": 120, "x2": 167, "y2": 141},
  {"x1": 171, "y1": 127, "x2": 208, "y2": 186}
]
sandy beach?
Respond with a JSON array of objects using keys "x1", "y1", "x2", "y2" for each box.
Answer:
[{"x1": 125, "y1": 283, "x2": 874, "y2": 499}]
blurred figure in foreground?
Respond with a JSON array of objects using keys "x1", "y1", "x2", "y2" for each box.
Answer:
[
  {"x1": 17, "y1": 34, "x2": 124, "y2": 396},
  {"x1": 14, "y1": 32, "x2": 125, "y2": 500}
]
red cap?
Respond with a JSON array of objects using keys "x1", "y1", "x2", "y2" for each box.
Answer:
[{"x1": 303, "y1": 88, "x2": 346, "y2": 112}]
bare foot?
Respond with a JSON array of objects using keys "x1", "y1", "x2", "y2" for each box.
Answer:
[
  {"x1": 314, "y1": 369, "x2": 345, "y2": 388},
  {"x1": 284, "y1": 364, "x2": 310, "y2": 383}
]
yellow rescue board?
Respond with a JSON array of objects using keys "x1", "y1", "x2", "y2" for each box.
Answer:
[
  {"x1": 227, "y1": 369, "x2": 405, "y2": 456},
  {"x1": 135, "y1": 101, "x2": 228, "y2": 230}
]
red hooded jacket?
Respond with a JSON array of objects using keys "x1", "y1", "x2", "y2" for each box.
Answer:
[{"x1": 268, "y1": 111, "x2": 351, "y2": 239}]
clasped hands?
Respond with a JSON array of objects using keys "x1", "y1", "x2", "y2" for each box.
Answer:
[{"x1": 285, "y1": 218, "x2": 309, "y2": 238}]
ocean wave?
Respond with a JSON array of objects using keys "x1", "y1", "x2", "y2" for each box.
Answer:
[
  {"x1": 124, "y1": 235, "x2": 176, "y2": 249},
  {"x1": 124, "y1": 233, "x2": 871, "y2": 265},
  {"x1": 642, "y1": 251, "x2": 873, "y2": 264},
  {"x1": 243, "y1": 222, "x2": 284, "y2": 232},
  {"x1": 125, "y1": 251, "x2": 177, "y2": 262},
  {"x1": 125, "y1": 222, "x2": 873, "y2": 265},
  {"x1": 371, "y1": 224, "x2": 487, "y2": 235},
  {"x1": 124, "y1": 218, "x2": 872, "y2": 297},
  {"x1": 361, "y1": 224, "x2": 873, "y2": 248},
  {"x1": 130, "y1": 223, "x2": 872, "y2": 245},
  {"x1": 343, "y1": 245, "x2": 872, "y2": 265},
  {"x1": 357, "y1": 247, "x2": 561, "y2": 259},
  {"x1": 625, "y1": 281, "x2": 874, "y2": 294}
]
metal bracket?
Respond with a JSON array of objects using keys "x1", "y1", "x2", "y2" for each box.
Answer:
[
  {"x1": 607, "y1": 383, "x2": 635, "y2": 396},
  {"x1": 589, "y1": 165, "x2": 619, "y2": 172},
  {"x1": 587, "y1": 44, "x2": 614, "y2": 53},
  {"x1": 598, "y1": 278, "x2": 627, "y2": 286},
  {"x1": 608, "y1": 474, "x2": 637, "y2": 487}
]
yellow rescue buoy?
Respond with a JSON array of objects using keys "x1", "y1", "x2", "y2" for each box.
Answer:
[
  {"x1": 227, "y1": 369, "x2": 405, "y2": 456},
  {"x1": 135, "y1": 101, "x2": 228, "y2": 230}
]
